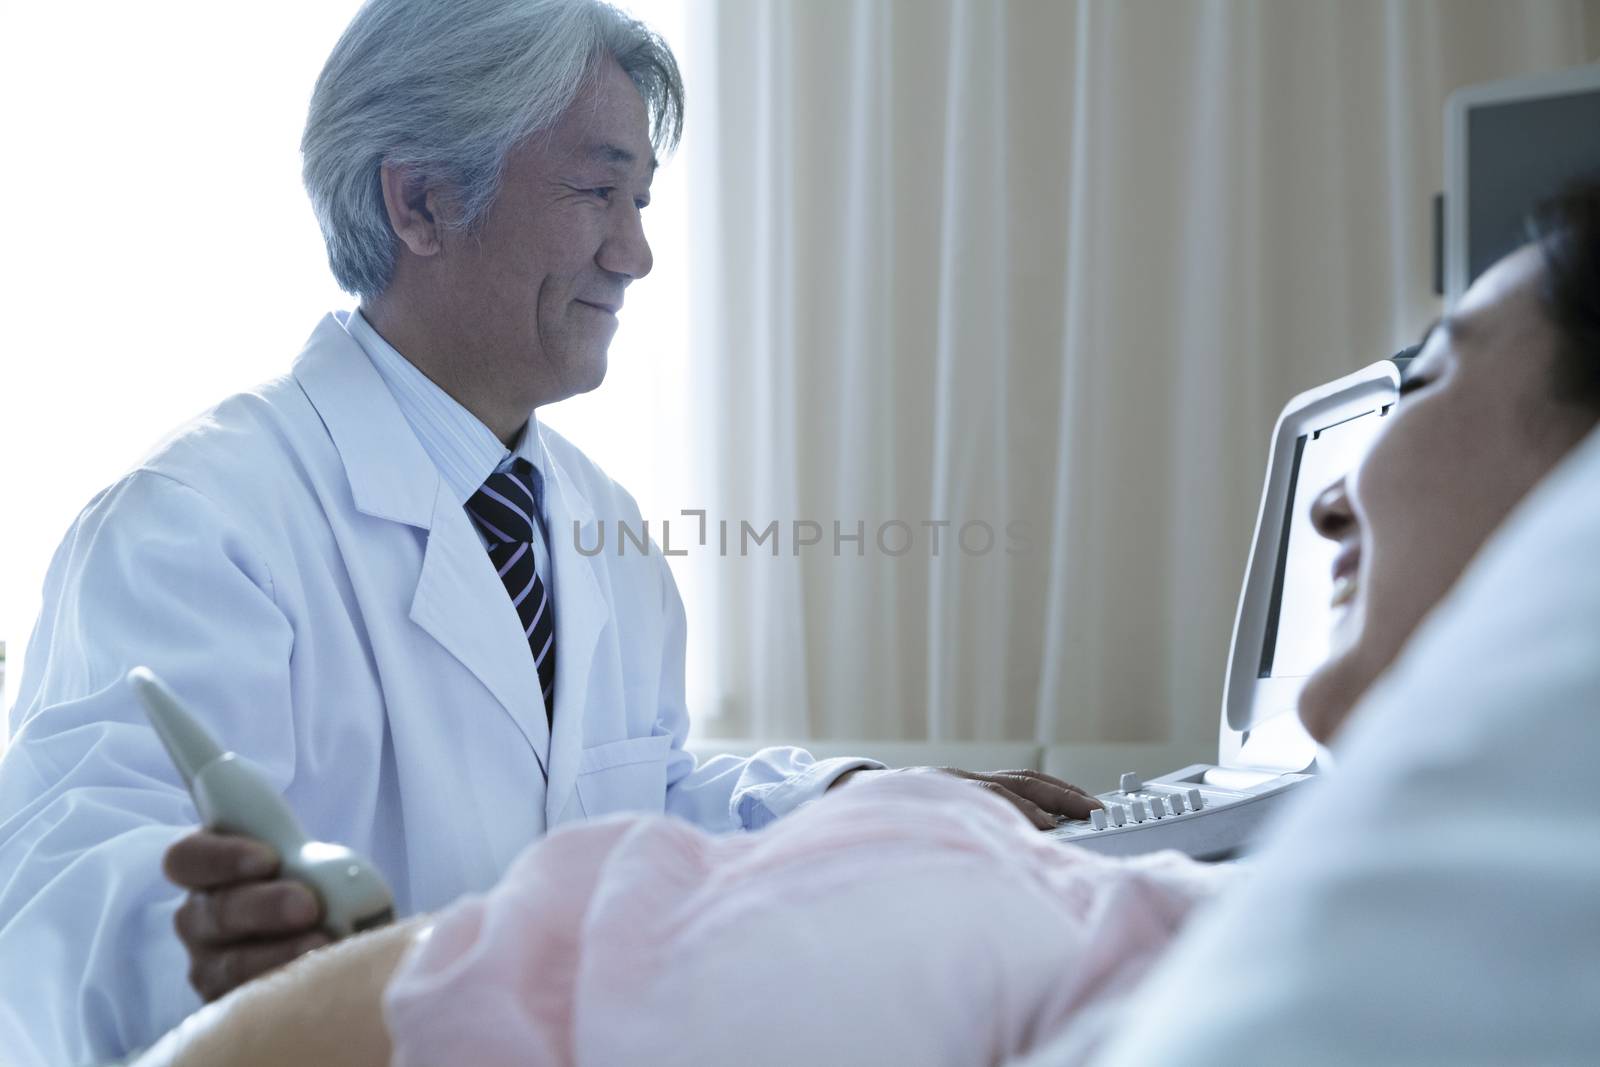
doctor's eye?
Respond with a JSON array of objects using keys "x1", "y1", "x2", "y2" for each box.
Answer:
[{"x1": 586, "y1": 187, "x2": 615, "y2": 203}]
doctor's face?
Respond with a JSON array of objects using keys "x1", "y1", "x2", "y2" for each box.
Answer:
[
  {"x1": 1298, "y1": 244, "x2": 1598, "y2": 743},
  {"x1": 438, "y1": 58, "x2": 656, "y2": 406}
]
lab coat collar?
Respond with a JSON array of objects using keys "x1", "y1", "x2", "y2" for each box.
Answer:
[
  {"x1": 529, "y1": 423, "x2": 597, "y2": 531},
  {"x1": 299, "y1": 308, "x2": 598, "y2": 536},
  {"x1": 291, "y1": 312, "x2": 438, "y2": 529},
  {"x1": 345, "y1": 305, "x2": 541, "y2": 507}
]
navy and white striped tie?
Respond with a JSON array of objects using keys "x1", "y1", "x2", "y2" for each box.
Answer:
[{"x1": 466, "y1": 459, "x2": 556, "y2": 723}]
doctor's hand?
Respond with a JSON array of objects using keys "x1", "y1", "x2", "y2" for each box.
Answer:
[
  {"x1": 829, "y1": 766, "x2": 1102, "y2": 829},
  {"x1": 164, "y1": 830, "x2": 332, "y2": 1002}
]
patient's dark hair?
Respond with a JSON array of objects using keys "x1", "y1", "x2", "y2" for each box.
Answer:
[{"x1": 1529, "y1": 177, "x2": 1600, "y2": 410}]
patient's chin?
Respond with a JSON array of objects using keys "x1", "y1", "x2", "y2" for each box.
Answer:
[{"x1": 1298, "y1": 656, "x2": 1365, "y2": 744}]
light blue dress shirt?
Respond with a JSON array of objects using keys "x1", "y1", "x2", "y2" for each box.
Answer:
[{"x1": 341, "y1": 309, "x2": 554, "y2": 596}]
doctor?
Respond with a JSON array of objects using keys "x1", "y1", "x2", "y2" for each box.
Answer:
[{"x1": 0, "y1": 1, "x2": 1096, "y2": 1063}]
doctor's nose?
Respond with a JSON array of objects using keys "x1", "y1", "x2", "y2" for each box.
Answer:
[
  {"x1": 598, "y1": 203, "x2": 653, "y2": 281},
  {"x1": 1309, "y1": 477, "x2": 1355, "y2": 543}
]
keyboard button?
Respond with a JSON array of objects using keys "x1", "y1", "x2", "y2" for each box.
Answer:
[
  {"x1": 1185, "y1": 788, "x2": 1204, "y2": 811},
  {"x1": 1129, "y1": 799, "x2": 1147, "y2": 823},
  {"x1": 1090, "y1": 809, "x2": 1108, "y2": 830},
  {"x1": 1167, "y1": 793, "x2": 1186, "y2": 814},
  {"x1": 1109, "y1": 805, "x2": 1128, "y2": 827},
  {"x1": 1148, "y1": 797, "x2": 1165, "y2": 818},
  {"x1": 1119, "y1": 772, "x2": 1143, "y2": 793}
]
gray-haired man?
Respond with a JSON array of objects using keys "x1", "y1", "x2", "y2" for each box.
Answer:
[{"x1": 0, "y1": 2, "x2": 1096, "y2": 1062}]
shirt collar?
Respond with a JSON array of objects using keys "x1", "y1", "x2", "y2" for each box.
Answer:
[{"x1": 343, "y1": 308, "x2": 546, "y2": 506}]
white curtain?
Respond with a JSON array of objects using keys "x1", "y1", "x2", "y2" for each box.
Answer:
[{"x1": 678, "y1": 0, "x2": 1599, "y2": 744}]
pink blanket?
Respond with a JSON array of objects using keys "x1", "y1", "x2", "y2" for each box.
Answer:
[{"x1": 383, "y1": 772, "x2": 1233, "y2": 1066}]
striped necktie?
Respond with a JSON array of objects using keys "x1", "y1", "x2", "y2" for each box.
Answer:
[{"x1": 466, "y1": 459, "x2": 556, "y2": 723}]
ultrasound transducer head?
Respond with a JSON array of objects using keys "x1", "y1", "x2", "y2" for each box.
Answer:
[{"x1": 128, "y1": 667, "x2": 396, "y2": 937}]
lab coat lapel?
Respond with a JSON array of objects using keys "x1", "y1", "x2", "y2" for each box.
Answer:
[
  {"x1": 410, "y1": 479, "x2": 552, "y2": 766},
  {"x1": 538, "y1": 429, "x2": 606, "y2": 824},
  {"x1": 292, "y1": 314, "x2": 435, "y2": 528},
  {"x1": 292, "y1": 313, "x2": 551, "y2": 765}
]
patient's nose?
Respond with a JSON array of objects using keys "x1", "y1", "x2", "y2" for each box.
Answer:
[{"x1": 1310, "y1": 478, "x2": 1355, "y2": 542}]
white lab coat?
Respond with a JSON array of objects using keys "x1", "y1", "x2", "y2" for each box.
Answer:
[{"x1": 0, "y1": 313, "x2": 871, "y2": 1066}]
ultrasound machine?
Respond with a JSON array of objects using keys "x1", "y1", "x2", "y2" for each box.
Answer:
[
  {"x1": 1049, "y1": 57, "x2": 1600, "y2": 861},
  {"x1": 1049, "y1": 354, "x2": 1408, "y2": 860}
]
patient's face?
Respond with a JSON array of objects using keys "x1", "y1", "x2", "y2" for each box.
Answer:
[{"x1": 1298, "y1": 244, "x2": 1597, "y2": 743}]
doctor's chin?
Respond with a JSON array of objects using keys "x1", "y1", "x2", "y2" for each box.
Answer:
[{"x1": 3, "y1": 2, "x2": 1600, "y2": 1065}]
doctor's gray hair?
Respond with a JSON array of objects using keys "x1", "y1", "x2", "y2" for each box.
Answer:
[{"x1": 301, "y1": 0, "x2": 683, "y2": 299}]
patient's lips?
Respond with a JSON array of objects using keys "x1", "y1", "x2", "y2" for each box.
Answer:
[{"x1": 1330, "y1": 548, "x2": 1360, "y2": 609}]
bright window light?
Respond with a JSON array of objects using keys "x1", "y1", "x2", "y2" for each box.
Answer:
[{"x1": 0, "y1": 1, "x2": 695, "y2": 741}]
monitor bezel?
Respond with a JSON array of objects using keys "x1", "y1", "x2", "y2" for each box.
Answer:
[{"x1": 1218, "y1": 360, "x2": 1402, "y2": 773}]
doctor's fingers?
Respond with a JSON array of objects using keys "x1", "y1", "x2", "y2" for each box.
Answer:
[
  {"x1": 188, "y1": 930, "x2": 333, "y2": 1003},
  {"x1": 176, "y1": 880, "x2": 323, "y2": 946},
  {"x1": 1020, "y1": 769, "x2": 1097, "y2": 800},
  {"x1": 946, "y1": 770, "x2": 1101, "y2": 821},
  {"x1": 969, "y1": 780, "x2": 1058, "y2": 830},
  {"x1": 994, "y1": 772, "x2": 1102, "y2": 819},
  {"x1": 164, "y1": 830, "x2": 281, "y2": 890}
]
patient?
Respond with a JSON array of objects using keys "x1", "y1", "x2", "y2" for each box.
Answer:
[{"x1": 134, "y1": 181, "x2": 1600, "y2": 1067}]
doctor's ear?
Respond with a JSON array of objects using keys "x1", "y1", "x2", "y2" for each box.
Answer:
[{"x1": 378, "y1": 163, "x2": 449, "y2": 257}]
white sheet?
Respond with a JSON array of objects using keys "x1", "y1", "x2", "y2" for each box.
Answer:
[{"x1": 1074, "y1": 425, "x2": 1600, "y2": 1065}]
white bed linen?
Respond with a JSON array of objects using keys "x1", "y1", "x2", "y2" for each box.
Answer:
[{"x1": 1075, "y1": 426, "x2": 1600, "y2": 1066}]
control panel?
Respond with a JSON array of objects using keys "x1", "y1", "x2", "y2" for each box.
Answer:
[{"x1": 1049, "y1": 765, "x2": 1313, "y2": 861}]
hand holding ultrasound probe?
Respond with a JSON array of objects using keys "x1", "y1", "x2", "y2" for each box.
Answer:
[{"x1": 129, "y1": 668, "x2": 394, "y2": 999}]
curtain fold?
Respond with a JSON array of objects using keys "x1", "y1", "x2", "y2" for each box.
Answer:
[{"x1": 684, "y1": 0, "x2": 1596, "y2": 744}]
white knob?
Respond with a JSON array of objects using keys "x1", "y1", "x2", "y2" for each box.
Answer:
[
  {"x1": 1129, "y1": 799, "x2": 1148, "y2": 823},
  {"x1": 1119, "y1": 772, "x2": 1143, "y2": 793},
  {"x1": 1090, "y1": 809, "x2": 1108, "y2": 830},
  {"x1": 1109, "y1": 805, "x2": 1128, "y2": 827},
  {"x1": 1186, "y1": 788, "x2": 1204, "y2": 811},
  {"x1": 1168, "y1": 793, "x2": 1186, "y2": 814}
]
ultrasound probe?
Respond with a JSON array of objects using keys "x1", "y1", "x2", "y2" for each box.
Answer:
[{"x1": 128, "y1": 666, "x2": 395, "y2": 938}]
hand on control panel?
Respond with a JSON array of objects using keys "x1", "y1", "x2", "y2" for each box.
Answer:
[{"x1": 831, "y1": 766, "x2": 1104, "y2": 829}]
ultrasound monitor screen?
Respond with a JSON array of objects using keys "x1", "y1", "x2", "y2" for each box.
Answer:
[
  {"x1": 1466, "y1": 88, "x2": 1600, "y2": 286},
  {"x1": 1258, "y1": 408, "x2": 1388, "y2": 680}
]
